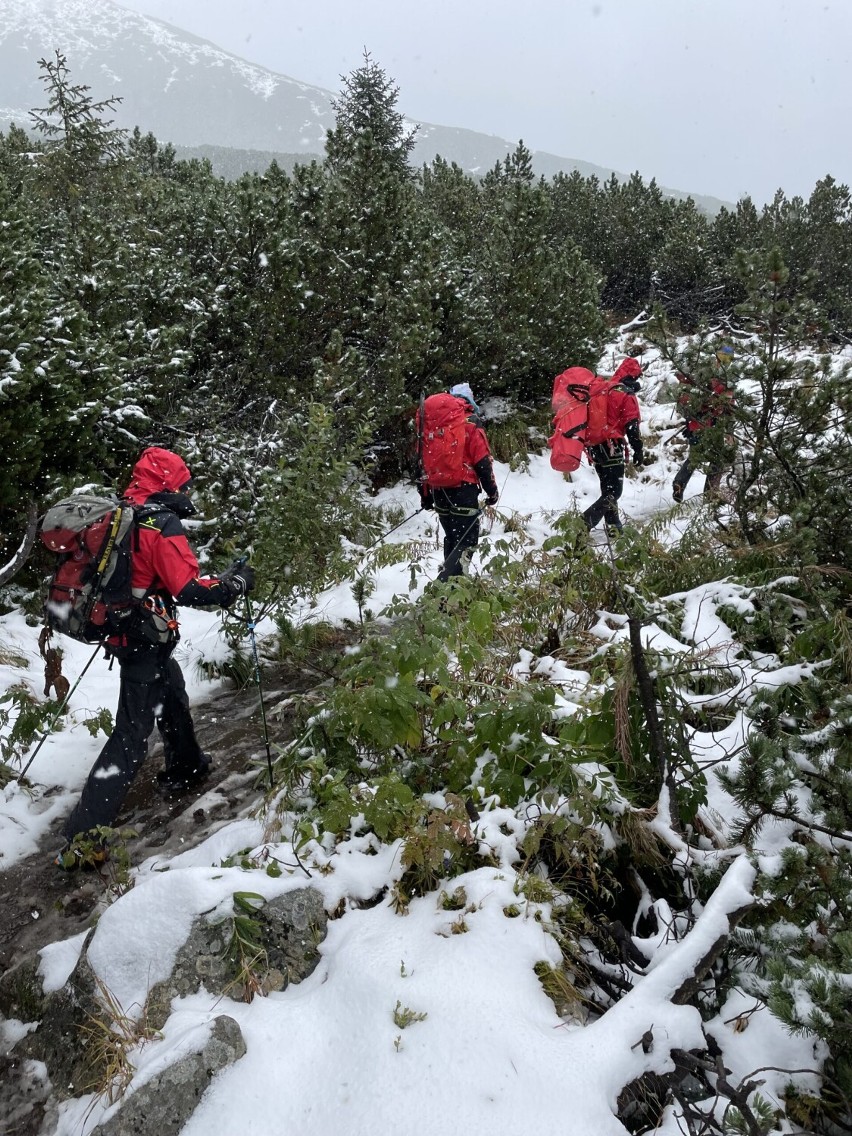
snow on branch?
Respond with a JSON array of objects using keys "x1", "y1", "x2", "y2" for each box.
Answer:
[
  {"x1": 589, "y1": 857, "x2": 757, "y2": 1110},
  {"x1": 0, "y1": 500, "x2": 39, "y2": 586}
]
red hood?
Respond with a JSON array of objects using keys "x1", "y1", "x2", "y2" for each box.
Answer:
[
  {"x1": 124, "y1": 447, "x2": 192, "y2": 504},
  {"x1": 611, "y1": 358, "x2": 642, "y2": 383}
]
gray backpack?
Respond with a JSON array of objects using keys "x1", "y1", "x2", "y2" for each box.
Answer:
[{"x1": 40, "y1": 495, "x2": 137, "y2": 642}]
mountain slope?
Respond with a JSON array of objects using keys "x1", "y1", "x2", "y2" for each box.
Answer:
[
  {"x1": 0, "y1": 0, "x2": 333, "y2": 155},
  {"x1": 0, "y1": 0, "x2": 730, "y2": 210}
]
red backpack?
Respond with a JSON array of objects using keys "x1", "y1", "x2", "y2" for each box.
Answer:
[
  {"x1": 41, "y1": 495, "x2": 138, "y2": 642},
  {"x1": 548, "y1": 367, "x2": 595, "y2": 472},
  {"x1": 583, "y1": 375, "x2": 620, "y2": 447},
  {"x1": 417, "y1": 393, "x2": 469, "y2": 488}
]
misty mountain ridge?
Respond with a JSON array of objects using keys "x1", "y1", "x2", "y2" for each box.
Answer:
[{"x1": 0, "y1": 0, "x2": 730, "y2": 212}]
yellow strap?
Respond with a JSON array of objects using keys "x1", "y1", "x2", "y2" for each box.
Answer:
[{"x1": 95, "y1": 507, "x2": 123, "y2": 575}]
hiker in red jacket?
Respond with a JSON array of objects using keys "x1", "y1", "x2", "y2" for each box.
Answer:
[
  {"x1": 672, "y1": 346, "x2": 735, "y2": 502},
  {"x1": 58, "y1": 447, "x2": 255, "y2": 866},
  {"x1": 582, "y1": 359, "x2": 644, "y2": 532},
  {"x1": 421, "y1": 383, "x2": 499, "y2": 581}
]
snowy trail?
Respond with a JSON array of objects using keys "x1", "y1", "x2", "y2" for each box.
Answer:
[
  {"x1": 6, "y1": 344, "x2": 806, "y2": 1136},
  {"x1": 0, "y1": 425, "x2": 691, "y2": 873}
]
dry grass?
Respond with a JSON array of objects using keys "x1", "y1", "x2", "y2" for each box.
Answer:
[
  {"x1": 0, "y1": 644, "x2": 28, "y2": 668},
  {"x1": 82, "y1": 977, "x2": 160, "y2": 1108}
]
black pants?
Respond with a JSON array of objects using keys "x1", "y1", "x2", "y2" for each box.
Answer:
[
  {"x1": 583, "y1": 457, "x2": 625, "y2": 531},
  {"x1": 63, "y1": 646, "x2": 205, "y2": 842},
  {"x1": 673, "y1": 432, "x2": 724, "y2": 496},
  {"x1": 433, "y1": 484, "x2": 481, "y2": 581}
]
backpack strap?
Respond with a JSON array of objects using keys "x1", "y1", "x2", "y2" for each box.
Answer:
[
  {"x1": 565, "y1": 384, "x2": 592, "y2": 403},
  {"x1": 93, "y1": 506, "x2": 128, "y2": 577},
  {"x1": 123, "y1": 502, "x2": 142, "y2": 552}
]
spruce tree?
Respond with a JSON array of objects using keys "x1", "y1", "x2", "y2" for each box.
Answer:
[
  {"x1": 325, "y1": 51, "x2": 415, "y2": 180},
  {"x1": 306, "y1": 56, "x2": 437, "y2": 429},
  {"x1": 29, "y1": 51, "x2": 127, "y2": 222}
]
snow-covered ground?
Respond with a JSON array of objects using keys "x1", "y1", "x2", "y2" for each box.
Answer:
[
  {"x1": 0, "y1": 606, "x2": 236, "y2": 867},
  {"x1": 0, "y1": 339, "x2": 822, "y2": 1135}
]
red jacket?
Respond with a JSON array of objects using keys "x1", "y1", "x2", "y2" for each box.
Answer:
[
  {"x1": 122, "y1": 448, "x2": 236, "y2": 615},
  {"x1": 605, "y1": 386, "x2": 640, "y2": 440},
  {"x1": 584, "y1": 360, "x2": 642, "y2": 463},
  {"x1": 677, "y1": 375, "x2": 733, "y2": 433},
  {"x1": 610, "y1": 358, "x2": 642, "y2": 385},
  {"x1": 457, "y1": 420, "x2": 497, "y2": 493},
  {"x1": 606, "y1": 359, "x2": 641, "y2": 440}
]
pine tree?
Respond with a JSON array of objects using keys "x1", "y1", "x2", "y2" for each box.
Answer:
[
  {"x1": 648, "y1": 248, "x2": 851, "y2": 575},
  {"x1": 0, "y1": 185, "x2": 90, "y2": 541},
  {"x1": 597, "y1": 173, "x2": 671, "y2": 312},
  {"x1": 709, "y1": 194, "x2": 763, "y2": 311},
  {"x1": 127, "y1": 127, "x2": 177, "y2": 178},
  {"x1": 0, "y1": 123, "x2": 40, "y2": 199},
  {"x1": 653, "y1": 197, "x2": 717, "y2": 322},
  {"x1": 720, "y1": 653, "x2": 852, "y2": 1133},
  {"x1": 778, "y1": 177, "x2": 852, "y2": 333},
  {"x1": 474, "y1": 142, "x2": 605, "y2": 396},
  {"x1": 417, "y1": 158, "x2": 491, "y2": 384},
  {"x1": 29, "y1": 51, "x2": 127, "y2": 221},
  {"x1": 728, "y1": 247, "x2": 852, "y2": 569},
  {"x1": 547, "y1": 170, "x2": 605, "y2": 274}
]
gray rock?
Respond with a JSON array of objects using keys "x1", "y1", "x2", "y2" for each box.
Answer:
[
  {"x1": 146, "y1": 886, "x2": 326, "y2": 1029},
  {"x1": 255, "y1": 889, "x2": 327, "y2": 982},
  {"x1": 16, "y1": 946, "x2": 108, "y2": 1101},
  {"x1": 144, "y1": 922, "x2": 232, "y2": 1030},
  {"x1": 6, "y1": 886, "x2": 326, "y2": 1124},
  {"x1": 91, "y1": 1014, "x2": 246, "y2": 1136}
]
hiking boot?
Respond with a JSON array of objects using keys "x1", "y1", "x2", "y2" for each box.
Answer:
[
  {"x1": 156, "y1": 757, "x2": 212, "y2": 796},
  {"x1": 672, "y1": 482, "x2": 684, "y2": 503}
]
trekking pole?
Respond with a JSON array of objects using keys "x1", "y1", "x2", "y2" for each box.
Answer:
[
  {"x1": 242, "y1": 590, "x2": 275, "y2": 789},
  {"x1": 360, "y1": 507, "x2": 424, "y2": 556},
  {"x1": 17, "y1": 642, "x2": 102, "y2": 783}
]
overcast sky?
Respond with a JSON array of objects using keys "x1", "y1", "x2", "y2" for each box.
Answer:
[{"x1": 118, "y1": 0, "x2": 851, "y2": 205}]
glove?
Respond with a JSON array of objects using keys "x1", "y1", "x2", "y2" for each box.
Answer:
[
  {"x1": 220, "y1": 562, "x2": 256, "y2": 601},
  {"x1": 485, "y1": 493, "x2": 499, "y2": 507},
  {"x1": 231, "y1": 564, "x2": 256, "y2": 595},
  {"x1": 420, "y1": 488, "x2": 434, "y2": 511},
  {"x1": 632, "y1": 446, "x2": 645, "y2": 467}
]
